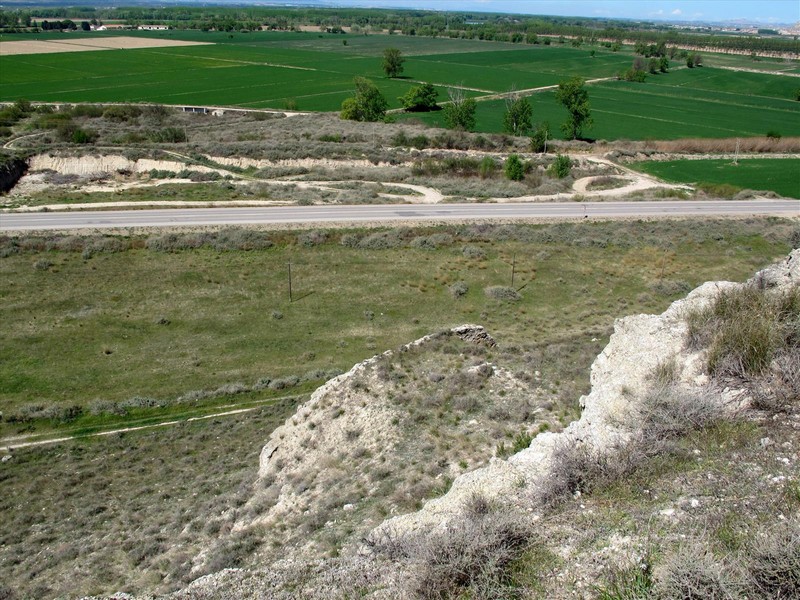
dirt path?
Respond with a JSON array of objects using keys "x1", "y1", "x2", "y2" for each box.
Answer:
[
  {"x1": 0, "y1": 393, "x2": 306, "y2": 452},
  {"x1": 716, "y1": 65, "x2": 800, "y2": 78},
  {"x1": 0, "y1": 408, "x2": 256, "y2": 451},
  {"x1": 3, "y1": 152, "x2": 703, "y2": 212}
]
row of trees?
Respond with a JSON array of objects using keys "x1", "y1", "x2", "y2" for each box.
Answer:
[
  {"x1": 3, "y1": 6, "x2": 796, "y2": 54},
  {"x1": 341, "y1": 67, "x2": 593, "y2": 143}
]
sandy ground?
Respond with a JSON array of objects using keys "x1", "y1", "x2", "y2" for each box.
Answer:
[{"x1": 0, "y1": 36, "x2": 212, "y2": 56}]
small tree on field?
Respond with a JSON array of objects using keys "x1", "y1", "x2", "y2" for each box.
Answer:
[
  {"x1": 530, "y1": 121, "x2": 551, "y2": 153},
  {"x1": 687, "y1": 53, "x2": 702, "y2": 68},
  {"x1": 502, "y1": 94, "x2": 533, "y2": 136},
  {"x1": 399, "y1": 82, "x2": 439, "y2": 112},
  {"x1": 382, "y1": 48, "x2": 405, "y2": 78},
  {"x1": 555, "y1": 77, "x2": 593, "y2": 140},
  {"x1": 340, "y1": 77, "x2": 388, "y2": 122},
  {"x1": 659, "y1": 56, "x2": 670, "y2": 72},
  {"x1": 505, "y1": 154, "x2": 525, "y2": 181},
  {"x1": 443, "y1": 87, "x2": 477, "y2": 131}
]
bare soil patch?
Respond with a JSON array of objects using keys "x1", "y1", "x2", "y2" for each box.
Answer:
[{"x1": 0, "y1": 36, "x2": 212, "y2": 56}]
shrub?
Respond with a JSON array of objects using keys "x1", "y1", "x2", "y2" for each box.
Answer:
[
  {"x1": 504, "y1": 154, "x2": 525, "y2": 181},
  {"x1": 462, "y1": 245, "x2": 486, "y2": 260},
  {"x1": 697, "y1": 182, "x2": 742, "y2": 198},
  {"x1": 33, "y1": 258, "x2": 52, "y2": 271},
  {"x1": 103, "y1": 105, "x2": 142, "y2": 122},
  {"x1": 654, "y1": 542, "x2": 742, "y2": 599},
  {"x1": 485, "y1": 286, "x2": 521, "y2": 301},
  {"x1": 496, "y1": 430, "x2": 534, "y2": 458},
  {"x1": 401, "y1": 510, "x2": 534, "y2": 599},
  {"x1": 479, "y1": 156, "x2": 497, "y2": 179},
  {"x1": 750, "y1": 349, "x2": 800, "y2": 413},
  {"x1": 149, "y1": 127, "x2": 187, "y2": 143},
  {"x1": 686, "y1": 284, "x2": 798, "y2": 378},
  {"x1": 745, "y1": 517, "x2": 800, "y2": 598},
  {"x1": 766, "y1": 130, "x2": 782, "y2": 140},
  {"x1": 539, "y1": 385, "x2": 722, "y2": 508},
  {"x1": 69, "y1": 105, "x2": 104, "y2": 118},
  {"x1": 596, "y1": 562, "x2": 654, "y2": 600},
  {"x1": 530, "y1": 122, "x2": 551, "y2": 153},
  {"x1": 649, "y1": 279, "x2": 692, "y2": 297},
  {"x1": 410, "y1": 233, "x2": 453, "y2": 249},
  {"x1": 548, "y1": 154, "x2": 572, "y2": 179},
  {"x1": 297, "y1": 230, "x2": 328, "y2": 247},
  {"x1": 449, "y1": 281, "x2": 468, "y2": 299}
]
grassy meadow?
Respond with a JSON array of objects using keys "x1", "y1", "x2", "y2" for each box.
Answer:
[
  {"x1": 1, "y1": 30, "x2": 798, "y2": 139},
  {"x1": 631, "y1": 158, "x2": 800, "y2": 198},
  {"x1": 1, "y1": 219, "x2": 794, "y2": 438}
]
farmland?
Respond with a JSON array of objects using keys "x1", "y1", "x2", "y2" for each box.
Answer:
[
  {"x1": 1, "y1": 29, "x2": 798, "y2": 139},
  {"x1": 630, "y1": 158, "x2": 800, "y2": 199}
]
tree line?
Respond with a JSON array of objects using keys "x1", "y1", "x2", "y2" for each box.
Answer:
[
  {"x1": 343, "y1": 48, "x2": 594, "y2": 146},
  {"x1": 1, "y1": 6, "x2": 797, "y2": 55}
]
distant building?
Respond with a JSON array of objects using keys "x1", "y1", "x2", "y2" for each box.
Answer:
[{"x1": 138, "y1": 25, "x2": 169, "y2": 31}]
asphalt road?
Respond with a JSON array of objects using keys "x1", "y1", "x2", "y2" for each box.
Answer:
[{"x1": 1, "y1": 200, "x2": 798, "y2": 231}]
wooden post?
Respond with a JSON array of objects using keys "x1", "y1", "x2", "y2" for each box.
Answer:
[
  {"x1": 288, "y1": 262, "x2": 293, "y2": 303},
  {"x1": 511, "y1": 254, "x2": 516, "y2": 287}
]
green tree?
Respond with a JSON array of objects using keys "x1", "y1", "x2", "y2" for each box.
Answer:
[
  {"x1": 555, "y1": 77, "x2": 593, "y2": 140},
  {"x1": 443, "y1": 88, "x2": 476, "y2": 131},
  {"x1": 340, "y1": 77, "x2": 388, "y2": 122},
  {"x1": 382, "y1": 47, "x2": 405, "y2": 78},
  {"x1": 399, "y1": 82, "x2": 439, "y2": 112},
  {"x1": 502, "y1": 95, "x2": 533, "y2": 136},
  {"x1": 505, "y1": 154, "x2": 525, "y2": 181}
]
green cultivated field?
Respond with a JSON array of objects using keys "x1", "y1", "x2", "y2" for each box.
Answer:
[
  {"x1": 631, "y1": 158, "x2": 800, "y2": 198},
  {"x1": 402, "y1": 69, "x2": 800, "y2": 139},
  {"x1": 2, "y1": 30, "x2": 797, "y2": 138}
]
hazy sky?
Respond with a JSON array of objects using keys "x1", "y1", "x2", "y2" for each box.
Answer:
[{"x1": 320, "y1": 1, "x2": 800, "y2": 24}]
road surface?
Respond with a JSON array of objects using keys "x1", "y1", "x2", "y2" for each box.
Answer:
[{"x1": 1, "y1": 200, "x2": 798, "y2": 231}]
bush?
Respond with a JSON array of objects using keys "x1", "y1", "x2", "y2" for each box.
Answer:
[
  {"x1": 496, "y1": 430, "x2": 534, "y2": 458},
  {"x1": 69, "y1": 105, "x2": 104, "y2": 118},
  {"x1": 410, "y1": 233, "x2": 453, "y2": 250},
  {"x1": 745, "y1": 517, "x2": 800, "y2": 598},
  {"x1": 149, "y1": 127, "x2": 187, "y2": 143},
  {"x1": 548, "y1": 154, "x2": 572, "y2": 179},
  {"x1": 539, "y1": 385, "x2": 722, "y2": 508},
  {"x1": 485, "y1": 286, "x2": 521, "y2": 301},
  {"x1": 462, "y1": 245, "x2": 486, "y2": 260},
  {"x1": 654, "y1": 542, "x2": 742, "y2": 599},
  {"x1": 750, "y1": 349, "x2": 800, "y2": 413},
  {"x1": 686, "y1": 284, "x2": 798, "y2": 378},
  {"x1": 504, "y1": 154, "x2": 525, "y2": 181},
  {"x1": 530, "y1": 122, "x2": 551, "y2": 153},
  {"x1": 449, "y1": 281, "x2": 469, "y2": 299},
  {"x1": 479, "y1": 156, "x2": 497, "y2": 179},
  {"x1": 368, "y1": 508, "x2": 534, "y2": 600},
  {"x1": 103, "y1": 105, "x2": 142, "y2": 122}
]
